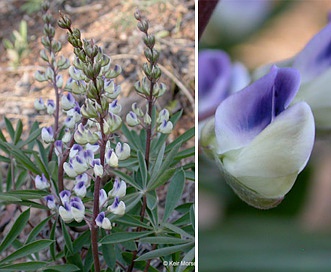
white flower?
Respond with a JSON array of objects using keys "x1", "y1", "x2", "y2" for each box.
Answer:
[
  {"x1": 108, "y1": 179, "x2": 126, "y2": 198},
  {"x1": 126, "y1": 111, "x2": 140, "y2": 127},
  {"x1": 70, "y1": 198, "x2": 85, "y2": 223},
  {"x1": 41, "y1": 127, "x2": 54, "y2": 144},
  {"x1": 59, "y1": 202, "x2": 74, "y2": 223},
  {"x1": 115, "y1": 142, "x2": 130, "y2": 160},
  {"x1": 61, "y1": 93, "x2": 76, "y2": 111},
  {"x1": 35, "y1": 174, "x2": 49, "y2": 190},
  {"x1": 99, "y1": 189, "x2": 108, "y2": 209},
  {"x1": 73, "y1": 181, "x2": 87, "y2": 198},
  {"x1": 63, "y1": 162, "x2": 78, "y2": 178},
  {"x1": 95, "y1": 212, "x2": 112, "y2": 230},
  {"x1": 105, "y1": 149, "x2": 118, "y2": 167},
  {"x1": 107, "y1": 197, "x2": 126, "y2": 216},
  {"x1": 34, "y1": 98, "x2": 45, "y2": 111},
  {"x1": 157, "y1": 120, "x2": 173, "y2": 134}
]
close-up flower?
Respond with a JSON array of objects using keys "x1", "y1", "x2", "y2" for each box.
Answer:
[
  {"x1": 41, "y1": 126, "x2": 54, "y2": 143},
  {"x1": 107, "y1": 197, "x2": 126, "y2": 216},
  {"x1": 108, "y1": 178, "x2": 126, "y2": 198},
  {"x1": 35, "y1": 173, "x2": 50, "y2": 190},
  {"x1": 205, "y1": 66, "x2": 315, "y2": 208}
]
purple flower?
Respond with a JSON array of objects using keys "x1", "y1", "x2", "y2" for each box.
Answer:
[
  {"x1": 107, "y1": 197, "x2": 126, "y2": 216},
  {"x1": 44, "y1": 195, "x2": 56, "y2": 210},
  {"x1": 95, "y1": 212, "x2": 112, "y2": 229},
  {"x1": 59, "y1": 190, "x2": 71, "y2": 205},
  {"x1": 198, "y1": 50, "x2": 250, "y2": 121},
  {"x1": 206, "y1": 66, "x2": 315, "y2": 208}
]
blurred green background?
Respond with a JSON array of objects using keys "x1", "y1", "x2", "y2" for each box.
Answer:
[{"x1": 199, "y1": 1, "x2": 331, "y2": 271}]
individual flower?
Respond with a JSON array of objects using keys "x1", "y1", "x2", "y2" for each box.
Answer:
[
  {"x1": 59, "y1": 202, "x2": 74, "y2": 223},
  {"x1": 46, "y1": 99, "x2": 56, "y2": 115},
  {"x1": 107, "y1": 197, "x2": 126, "y2": 216},
  {"x1": 109, "y1": 99, "x2": 122, "y2": 114},
  {"x1": 126, "y1": 111, "x2": 140, "y2": 126},
  {"x1": 115, "y1": 142, "x2": 130, "y2": 160},
  {"x1": 44, "y1": 195, "x2": 56, "y2": 210},
  {"x1": 92, "y1": 159, "x2": 104, "y2": 177},
  {"x1": 62, "y1": 128, "x2": 72, "y2": 143},
  {"x1": 73, "y1": 181, "x2": 87, "y2": 198},
  {"x1": 203, "y1": 66, "x2": 315, "y2": 209},
  {"x1": 198, "y1": 50, "x2": 250, "y2": 121},
  {"x1": 157, "y1": 109, "x2": 169, "y2": 123},
  {"x1": 99, "y1": 189, "x2": 108, "y2": 209},
  {"x1": 54, "y1": 140, "x2": 63, "y2": 157},
  {"x1": 105, "y1": 149, "x2": 118, "y2": 167},
  {"x1": 72, "y1": 156, "x2": 89, "y2": 174},
  {"x1": 59, "y1": 190, "x2": 71, "y2": 205},
  {"x1": 157, "y1": 120, "x2": 173, "y2": 134},
  {"x1": 35, "y1": 174, "x2": 50, "y2": 190},
  {"x1": 34, "y1": 98, "x2": 45, "y2": 111},
  {"x1": 41, "y1": 127, "x2": 54, "y2": 144},
  {"x1": 75, "y1": 173, "x2": 91, "y2": 187},
  {"x1": 70, "y1": 198, "x2": 85, "y2": 223},
  {"x1": 69, "y1": 144, "x2": 84, "y2": 158},
  {"x1": 95, "y1": 212, "x2": 112, "y2": 230},
  {"x1": 61, "y1": 93, "x2": 76, "y2": 111},
  {"x1": 108, "y1": 178, "x2": 126, "y2": 198},
  {"x1": 63, "y1": 161, "x2": 78, "y2": 178}
]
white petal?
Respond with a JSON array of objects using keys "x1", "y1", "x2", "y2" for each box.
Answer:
[{"x1": 223, "y1": 102, "x2": 315, "y2": 198}]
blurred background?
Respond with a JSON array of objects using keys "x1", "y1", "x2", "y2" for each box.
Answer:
[{"x1": 199, "y1": 0, "x2": 331, "y2": 271}]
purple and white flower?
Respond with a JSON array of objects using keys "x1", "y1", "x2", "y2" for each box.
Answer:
[
  {"x1": 107, "y1": 197, "x2": 126, "y2": 216},
  {"x1": 157, "y1": 120, "x2": 173, "y2": 134},
  {"x1": 206, "y1": 66, "x2": 315, "y2": 208},
  {"x1": 44, "y1": 195, "x2": 56, "y2": 210},
  {"x1": 61, "y1": 93, "x2": 76, "y2": 111},
  {"x1": 108, "y1": 179, "x2": 126, "y2": 198},
  {"x1": 34, "y1": 98, "x2": 45, "y2": 111},
  {"x1": 35, "y1": 174, "x2": 49, "y2": 190},
  {"x1": 95, "y1": 212, "x2": 112, "y2": 230},
  {"x1": 59, "y1": 202, "x2": 74, "y2": 223},
  {"x1": 126, "y1": 111, "x2": 140, "y2": 127},
  {"x1": 41, "y1": 127, "x2": 54, "y2": 144},
  {"x1": 70, "y1": 198, "x2": 85, "y2": 223},
  {"x1": 73, "y1": 181, "x2": 87, "y2": 198},
  {"x1": 99, "y1": 189, "x2": 108, "y2": 209},
  {"x1": 105, "y1": 149, "x2": 118, "y2": 167},
  {"x1": 115, "y1": 142, "x2": 130, "y2": 161},
  {"x1": 59, "y1": 190, "x2": 71, "y2": 205}
]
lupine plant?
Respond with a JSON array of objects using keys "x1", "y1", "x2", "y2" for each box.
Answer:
[{"x1": 0, "y1": 2, "x2": 194, "y2": 271}]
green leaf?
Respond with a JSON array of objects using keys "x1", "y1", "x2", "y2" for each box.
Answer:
[
  {"x1": 113, "y1": 169, "x2": 142, "y2": 190},
  {"x1": 122, "y1": 124, "x2": 139, "y2": 150},
  {"x1": 43, "y1": 264, "x2": 80, "y2": 272},
  {"x1": 0, "y1": 155, "x2": 10, "y2": 163},
  {"x1": 135, "y1": 242, "x2": 194, "y2": 261},
  {"x1": 73, "y1": 230, "x2": 90, "y2": 253},
  {"x1": 10, "y1": 148, "x2": 41, "y2": 174},
  {"x1": 162, "y1": 222, "x2": 194, "y2": 239},
  {"x1": 150, "y1": 142, "x2": 165, "y2": 177},
  {"x1": 15, "y1": 170, "x2": 28, "y2": 189},
  {"x1": 149, "y1": 142, "x2": 181, "y2": 185},
  {"x1": 185, "y1": 170, "x2": 195, "y2": 181},
  {"x1": 17, "y1": 126, "x2": 41, "y2": 149},
  {"x1": 62, "y1": 222, "x2": 74, "y2": 254},
  {"x1": 140, "y1": 236, "x2": 189, "y2": 245},
  {"x1": 115, "y1": 214, "x2": 153, "y2": 229},
  {"x1": 5, "y1": 190, "x2": 48, "y2": 200},
  {"x1": 174, "y1": 147, "x2": 195, "y2": 161},
  {"x1": 148, "y1": 168, "x2": 176, "y2": 191},
  {"x1": 50, "y1": 219, "x2": 57, "y2": 260},
  {"x1": 13, "y1": 119, "x2": 23, "y2": 145},
  {"x1": 177, "y1": 247, "x2": 195, "y2": 272},
  {"x1": 101, "y1": 230, "x2": 116, "y2": 269},
  {"x1": 100, "y1": 231, "x2": 153, "y2": 244},
  {"x1": 4, "y1": 117, "x2": 15, "y2": 142},
  {"x1": 163, "y1": 169, "x2": 185, "y2": 222},
  {"x1": 137, "y1": 151, "x2": 148, "y2": 188},
  {"x1": 0, "y1": 193, "x2": 21, "y2": 202},
  {"x1": 166, "y1": 127, "x2": 194, "y2": 153},
  {"x1": 0, "y1": 208, "x2": 30, "y2": 254},
  {"x1": 33, "y1": 152, "x2": 49, "y2": 179},
  {"x1": 0, "y1": 261, "x2": 47, "y2": 271},
  {"x1": 147, "y1": 190, "x2": 158, "y2": 211},
  {"x1": 190, "y1": 205, "x2": 195, "y2": 232},
  {"x1": 0, "y1": 129, "x2": 7, "y2": 142},
  {"x1": 26, "y1": 215, "x2": 53, "y2": 244},
  {"x1": 0, "y1": 240, "x2": 53, "y2": 265}
]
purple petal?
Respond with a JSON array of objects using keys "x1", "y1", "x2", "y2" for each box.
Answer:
[
  {"x1": 293, "y1": 23, "x2": 331, "y2": 83},
  {"x1": 198, "y1": 50, "x2": 231, "y2": 119},
  {"x1": 96, "y1": 212, "x2": 105, "y2": 224},
  {"x1": 215, "y1": 66, "x2": 300, "y2": 154}
]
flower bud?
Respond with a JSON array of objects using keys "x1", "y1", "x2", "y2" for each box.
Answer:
[
  {"x1": 34, "y1": 70, "x2": 47, "y2": 82},
  {"x1": 157, "y1": 109, "x2": 170, "y2": 124},
  {"x1": 76, "y1": 173, "x2": 91, "y2": 187},
  {"x1": 126, "y1": 111, "x2": 140, "y2": 127},
  {"x1": 61, "y1": 93, "x2": 76, "y2": 111},
  {"x1": 62, "y1": 128, "x2": 72, "y2": 143},
  {"x1": 115, "y1": 142, "x2": 130, "y2": 160},
  {"x1": 108, "y1": 179, "x2": 126, "y2": 198},
  {"x1": 107, "y1": 197, "x2": 126, "y2": 216},
  {"x1": 45, "y1": 67, "x2": 54, "y2": 80},
  {"x1": 54, "y1": 140, "x2": 63, "y2": 157},
  {"x1": 41, "y1": 127, "x2": 54, "y2": 143},
  {"x1": 58, "y1": 56, "x2": 70, "y2": 70},
  {"x1": 40, "y1": 49, "x2": 48, "y2": 62},
  {"x1": 64, "y1": 116, "x2": 76, "y2": 129},
  {"x1": 132, "y1": 102, "x2": 144, "y2": 117},
  {"x1": 35, "y1": 174, "x2": 49, "y2": 190},
  {"x1": 144, "y1": 112, "x2": 152, "y2": 125},
  {"x1": 34, "y1": 98, "x2": 46, "y2": 111},
  {"x1": 137, "y1": 20, "x2": 149, "y2": 33},
  {"x1": 72, "y1": 156, "x2": 88, "y2": 174},
  {"x1": 104, "y1": 65, "x2": 122, "y2": 79},
  {"x1": 58, "y1": 14, "x2": 72, "y2": 29},
  {"x1": 46, "y1": 99, "x2": 56, "y2": 115},
  {"x1": 109, "y1": 100, "x2": 122, "y2": 114},
  {"x1": 157, "y1": 120, "x2": 173, "y2": 134}
]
